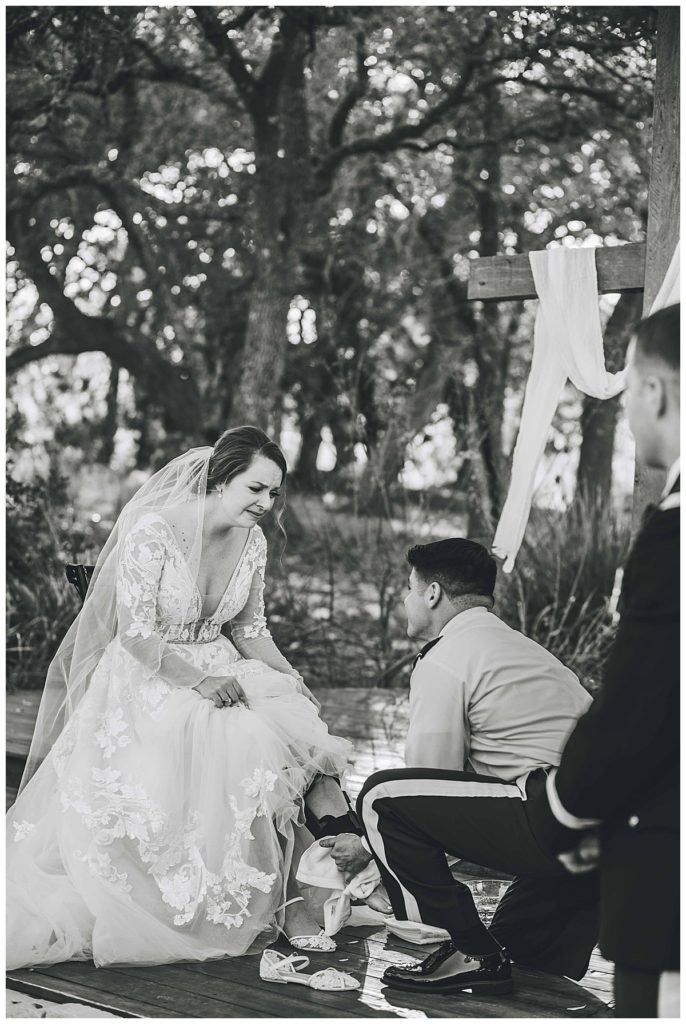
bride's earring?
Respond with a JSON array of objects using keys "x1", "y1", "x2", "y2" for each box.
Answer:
[{"x1": 216, "y1": 484, "x2": 225, "y2": 500}]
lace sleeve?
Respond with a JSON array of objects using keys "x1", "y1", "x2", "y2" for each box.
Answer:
[
  {"x1": 230, "y1": 530, "x2": 303, "y2": 682},
  {"x1": 116, "y1": 518, "x2": 206, "y2": 687}
]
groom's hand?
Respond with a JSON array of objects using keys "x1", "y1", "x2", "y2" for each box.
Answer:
[
  {"x1": 319, "y1": 833, "x2": 372, "y2": 876},
  {"x1": 557, "y1": 832, "x2": 601, "y2": 874}
]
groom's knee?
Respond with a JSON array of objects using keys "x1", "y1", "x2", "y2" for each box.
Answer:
[{"x1": 356, "y1": 767, "x2": 415, "y2": 827}]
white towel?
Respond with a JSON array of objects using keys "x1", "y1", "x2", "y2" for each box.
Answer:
[
  {"x1": 296, "y1": 841, "x2": 388, "y2": 936},
  {"x1": 492, "y1": 242, "x2": 680, "y2": 572}
]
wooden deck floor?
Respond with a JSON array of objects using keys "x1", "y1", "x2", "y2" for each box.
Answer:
[
  {"x1": 6, "y1": 688, "x2": 614, "y2": 1017},
  {"x1": 7, "y1": 925, "x2": 612, "y2": 1019}
]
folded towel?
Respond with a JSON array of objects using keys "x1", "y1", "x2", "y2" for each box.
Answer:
[{"x1": 296, "y1": 841, "x2": 388, "y2": 935}]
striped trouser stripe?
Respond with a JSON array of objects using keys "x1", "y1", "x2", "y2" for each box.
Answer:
[{"x1": 359, "y1": 775, "x2": 521, "y2": 923}]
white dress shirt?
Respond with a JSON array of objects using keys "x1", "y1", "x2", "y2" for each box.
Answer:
[
  {"x1": 659, "y1": 457, "x2": 680, "y2": 509},
  {"x1": 405, "y1": 607, "x2": 592, "y2": 791}
]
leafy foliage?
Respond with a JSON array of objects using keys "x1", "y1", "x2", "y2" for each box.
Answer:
[
  {"x1": 6, "y1": 420, "x2": 98, "y2": 690},
  {"x1": 6, "y1": 7, "x2": 656, "y2": 692}
]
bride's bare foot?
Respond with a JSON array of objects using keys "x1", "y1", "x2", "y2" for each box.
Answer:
[
  {"x1": 283, "y1": 897, "x2": 322, "y2": 940},
  {"x1": 364, "y1": 882, "x2": 392, "y2": 915},
  {"x1": 281, "y1": 895, "x2": 337, "y2": 951}
]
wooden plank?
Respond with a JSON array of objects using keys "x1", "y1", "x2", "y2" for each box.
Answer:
[
  {"x1": 6, "y1": 940, "x2": 611, "y2": 1020},
  {"x1": 633, "y1": 7, "x2": 681, "y2": 526},
  {"x1": 467, "y1": 242, "x2": 646, "y2": 301},
  {"x1": 184, "y1": 958, "x2": 379, "y2": 1018},
  {"x1": 6, "y1": 971, "x2": 147, "y2": 1018},
  {"x1": 21, "y1": 962, "x2": 232, "y2": 1019},
  {"x1": 324, "y1": 930, "x2": 611, "y2": 1018}
]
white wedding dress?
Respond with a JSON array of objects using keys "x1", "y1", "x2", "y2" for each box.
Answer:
[{"x1": 7, "y1": 514, "x2": 352, "y2": 968}]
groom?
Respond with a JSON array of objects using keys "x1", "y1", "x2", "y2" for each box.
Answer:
[{"x1": 323, "y1": 537, "x2": 599, "y2": 991}]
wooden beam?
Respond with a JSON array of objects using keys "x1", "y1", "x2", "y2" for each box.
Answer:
[
  {"x1": 467, "y1": 241, "x2": 645, "y2": 301},
  {"x1": 633, "y1": 7, "x2": 680, "y2": 528}
]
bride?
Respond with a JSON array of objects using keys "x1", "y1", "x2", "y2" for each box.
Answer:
[{"x1": 7, "y1": 426, "x2": 354, "y2": 968}]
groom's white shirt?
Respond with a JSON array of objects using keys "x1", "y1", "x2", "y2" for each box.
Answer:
[{"x1": 405, "y1": 607, "x2": 591, "y2": 792}]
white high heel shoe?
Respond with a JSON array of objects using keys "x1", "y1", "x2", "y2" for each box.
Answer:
[
  {"x1": 260, "y1": 949, "x2": 359, "y2": 991},
  {"x1": 277, "y1": 895, "x2": 337, "y2": 952}
]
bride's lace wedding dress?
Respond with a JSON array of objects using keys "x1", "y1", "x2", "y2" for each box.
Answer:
[{"x1": 7, "y1": 515, "x2": 352, "y2": 968}]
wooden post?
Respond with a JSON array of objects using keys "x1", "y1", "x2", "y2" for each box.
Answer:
[{"x1": 633, "y1": 7, "x2": 681, "y2": 528}]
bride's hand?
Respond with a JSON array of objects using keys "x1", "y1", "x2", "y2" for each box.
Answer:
[
  {"x1": 194, "y1": 675, "x2": 247, "y2": 709},
  {"x1": 294, "y1": 676, "x2": 320, "y2": 711}
]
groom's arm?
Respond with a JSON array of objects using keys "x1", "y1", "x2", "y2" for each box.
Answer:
[{"x1": 405, "y1": 657, "x2": 467, "y2": 770}]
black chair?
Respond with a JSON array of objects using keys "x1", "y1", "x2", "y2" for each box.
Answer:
[{"x1": 65, "y1": 564, "x2": 96, "y2": 603}]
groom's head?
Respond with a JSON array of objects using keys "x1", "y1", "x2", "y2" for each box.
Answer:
[
  {"x1": 626, "y1": 303, "x2": 680, "y2": 471},
  {"x1": 404, "y1": 539, "x2": 497, "y2": 641}
]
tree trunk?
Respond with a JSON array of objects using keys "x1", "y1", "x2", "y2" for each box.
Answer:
[
  {"x1": 229, "y1": 122, "x2": 292, "y2": 430},
  {"x1": 291, "y1": 413, "x2": 323, "y2": 491},
  {"x1": 230, "y1": 25, "x2": 310, "y2": 431},
  {"x1": 231, "y1": 263, "x2": 291, "y2": 429},
  {"x1": 575, "y1": 291, "x2": 643, "y2": 508},
  {"x1": 98, "y1": 361, "x2": 120, "y2": 465}
]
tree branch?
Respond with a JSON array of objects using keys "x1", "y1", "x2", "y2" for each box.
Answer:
[
  {"x1": 224, "y1": 8, "x2": 259, "y2": 33},
  {"x1": 315, "y1": 57, "x2": 481, "y2": 189},
  {"x1": 395, "y1": 110, "x2": 590, "y2": 155},
  {"x1": 192, "y1": 6, "x2": 256, "y2": 105},
  {"x1": 520, "y1": 76, "x2": 646, "y2": 117},
  {"x1": 8, "y1": 223, "x2": 201, "y2": 429},
  {"x1": 130, "y1": 37, "x2": 220, "y2": 96},
  {"x1": 328, "y1": 29, "x2": 368, "y2": 149}
]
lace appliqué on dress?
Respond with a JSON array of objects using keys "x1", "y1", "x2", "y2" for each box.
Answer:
[
  {"x1": 61, "y1": 764, "x2": 278, "y2": 930},
  {"x1": 12, "y1": 821, "x2": 35, "y2": 843},
  {"x1": 229, "y1": 535, "x2": 272, "y2": 643},
  {"x1": 94, "y1": 707, "x2": 131, "y2": 758}
]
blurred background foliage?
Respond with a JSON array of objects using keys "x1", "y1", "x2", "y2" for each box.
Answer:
[{"x1": 7, "y1": 6, "x2": 653, "y2": 692}]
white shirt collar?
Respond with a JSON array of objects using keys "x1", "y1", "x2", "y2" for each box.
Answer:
[
  {"x1": 661, "y1": 457, "x2": 680, "y2": 499},
  {"x1": 439, "y1": 606, "x2": 490, "y2": 637}
]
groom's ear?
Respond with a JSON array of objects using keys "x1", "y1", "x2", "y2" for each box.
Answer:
[{"x1": 426, "y1": 581, "x2": 442, "y2": 608}]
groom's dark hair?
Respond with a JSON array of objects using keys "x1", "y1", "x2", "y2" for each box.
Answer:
[
  {"x1": 407, "y1": 538, "x2": 497, "y2": 603},
  {"x1": 634, "y1": 303, "x2": 679, "y2": 374}
]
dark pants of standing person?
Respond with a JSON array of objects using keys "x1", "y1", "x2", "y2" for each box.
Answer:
[
  {"x1": 614, "y1": 966, "x2": 661, "y2": 1017},
  {"x1": 357, "y1": 766, "x2": 599, "y2": 981}
]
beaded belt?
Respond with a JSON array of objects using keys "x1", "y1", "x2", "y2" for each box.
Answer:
[
  {"x1": 167, "y1": 636, "x2": 219, "y2": 644},
  {"x1": 165, "y1": 623, "x2": 221, "y2": 644}
]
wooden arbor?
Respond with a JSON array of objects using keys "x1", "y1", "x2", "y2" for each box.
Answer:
[{"x1": 467, "y1": 8, "x2": 680, "y2": 526}]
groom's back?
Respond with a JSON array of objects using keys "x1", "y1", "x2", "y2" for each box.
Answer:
[{"x1": 406, "y1": 607, "x2": 592, "y2": 785}]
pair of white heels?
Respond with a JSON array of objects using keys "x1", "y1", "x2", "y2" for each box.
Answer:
[{"x1": 260, "y1": 949, "x2": 360, "y2": 992}]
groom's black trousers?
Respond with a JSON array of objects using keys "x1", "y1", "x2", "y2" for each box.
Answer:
[{"x1": 357, "y1": 767, "x2": 599, "y2": 980}]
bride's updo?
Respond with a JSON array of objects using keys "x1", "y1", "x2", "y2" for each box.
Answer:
[
  {"x1": 208, "y1": 426, "x2": 288, "y2": 540},
  {"x1": 208, "y1": 426, "x2": 287, "y2": 488}
]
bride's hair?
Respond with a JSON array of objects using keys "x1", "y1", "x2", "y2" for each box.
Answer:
[{"x1": 208, "y1": 426, "x2": 288, "y2": 545}]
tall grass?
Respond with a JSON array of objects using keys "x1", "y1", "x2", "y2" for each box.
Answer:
[{"x1": 495, "y1": 496, "x2": 630, "y2": 692}]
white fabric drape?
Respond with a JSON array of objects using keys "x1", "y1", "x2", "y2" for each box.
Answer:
[{"x1": 492, "y1": 242, "x2": 680, "y2": 573}]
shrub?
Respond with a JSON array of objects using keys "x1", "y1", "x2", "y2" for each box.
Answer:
[
  {"x1": 6, "y1": 461, "x2": 97, "y2": 691},
  {"x1": 495, "y1": 497, "x2": 631, "y2": 692}
]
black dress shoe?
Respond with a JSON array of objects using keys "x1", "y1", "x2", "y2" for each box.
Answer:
[{"x1": 383, "y1": 940, "x2": 513, "y2": 995}]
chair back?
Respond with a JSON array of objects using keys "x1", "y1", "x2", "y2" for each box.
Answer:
[{"x1": 65, "y1": 564, "x2": 95, "y2": 603}]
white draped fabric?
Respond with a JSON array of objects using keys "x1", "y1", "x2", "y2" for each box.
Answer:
[{"x1": 492, "y1": 242, "x2": 681, "y2": 572}]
